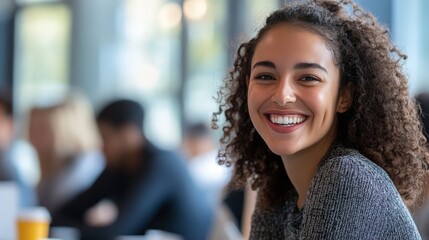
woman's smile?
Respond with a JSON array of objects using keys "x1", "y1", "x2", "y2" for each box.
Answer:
[
  {"x1": 264, "y1": 112, "x2": 307, "y2": 133},
  {"x1": 268, "y1": 114, "x2": 306, "y2": 126}
]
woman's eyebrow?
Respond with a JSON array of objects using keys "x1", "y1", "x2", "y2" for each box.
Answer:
[
  {"x1": 252, "y1": 61, "x2": 328, "y2": 75},
  {"x1": 294, "y1": 62, "x2": 328, "y2": 74},
  {"x1": 252, "y1": 61, "x2": 276, "y2": 69}
]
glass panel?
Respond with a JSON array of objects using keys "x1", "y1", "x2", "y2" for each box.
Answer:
[
  {"x1": 392, "y1": 0, "x2": 429, "y2": 94},
  {"x1": 417, "y1": 0, "x2": 429, "y2": 93},
  {"x1": 119, "y1": 0, "x2": 182, "y2": 148},
  {"x1": 184, "y1": 0, "x2": 227, "y2": 123},
  {"x1": 16, "y1": 0, "x2": 61, "y2": 4},
  {"x1": 247, "y1": 0, "x2": 279, "y2": 35},
  {"x1": 14, "y1": 3, "x2": 71, "y2": 131}
]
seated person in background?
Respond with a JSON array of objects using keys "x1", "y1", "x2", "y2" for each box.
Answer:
[
  {"x1": 28, "y1": 93, "x2": 105, "y2": 214},
  {"x1": 52, "y1": 99, "x2": 214, "y2": 240},
  {"x1": 0, "y1": 91, "x2": 37, "y2": 207},
  {"x1": 182, "y1": 122, "x2": 230, "y2": 207}
]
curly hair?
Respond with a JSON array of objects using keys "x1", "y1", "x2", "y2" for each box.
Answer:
[{"x1": 213, "y1": 0, "x2": 429, "y2": 210}]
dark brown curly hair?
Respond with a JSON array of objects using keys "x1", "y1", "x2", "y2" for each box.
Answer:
[{"x1": 213, "y1": 0, "x2": 429, "y2": 210}]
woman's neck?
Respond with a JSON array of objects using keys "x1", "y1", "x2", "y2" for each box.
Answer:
[{"x1": 281, "y1": 139, "x2": 333, "y2": 209}]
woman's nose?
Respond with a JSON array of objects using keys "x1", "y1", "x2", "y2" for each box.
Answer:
[{"x1": 271, "y1": 80, "x2": 296, "y2": 106}]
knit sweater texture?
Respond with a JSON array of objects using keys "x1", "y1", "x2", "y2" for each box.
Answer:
[{"x1": 249, "y1": 143, "x2": 421, "y2": 240}]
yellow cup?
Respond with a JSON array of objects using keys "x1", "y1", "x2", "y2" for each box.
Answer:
[{"x1": 16, "y1": 207, "x2": 51, "y2": 240}]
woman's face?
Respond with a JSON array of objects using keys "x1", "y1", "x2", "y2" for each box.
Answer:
[{"x1": 247, "y1": 23, "x2": 351, "y2": 160}]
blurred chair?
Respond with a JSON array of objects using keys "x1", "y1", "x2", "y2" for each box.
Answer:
[{"x1": 27, "y1": 92, "x2": 105, "y2": 215}]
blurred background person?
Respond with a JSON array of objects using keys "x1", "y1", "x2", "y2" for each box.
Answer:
[
  {"x1": 182, "y1": 121, "x2": 241, "y2": 240},
  {"x1": 0, "y1": 90, "x2": 37, "y2": 207},
  {"x1": 52, "y1": 99, "x2": 214, "y2": 240},
  {"x1": 27, "y1": 92, "x2": 105, "y2": 215},
  {"x1": 181, "y1": 121, "x2": 230, "y2": 207}
]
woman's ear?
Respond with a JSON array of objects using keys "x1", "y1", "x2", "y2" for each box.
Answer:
[{"x1": 337, "y1": 82, "x2": 354, "y2": 113}]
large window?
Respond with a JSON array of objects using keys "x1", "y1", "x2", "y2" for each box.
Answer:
[
  {"x1": 184, "y1": 0, "x2": 227, "y2": 124},
  {"x1": 118, "y1": 0, "x2": 184, "y2": 148},
  {"x1": 14, "y1": 3, "x2": 71, "y2": 134}
]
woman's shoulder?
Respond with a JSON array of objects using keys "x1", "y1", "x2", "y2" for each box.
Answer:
[
  {"x1": 317, "y1": 143, "x2": 392, "y2": 187},
  {"x1": 307, "y1": 142, "x2": 404, "y2": 207},
  {"x1": 306, "y1": 142, "x2": 406, "y2": 212},
  {"x1": 301, "y1": 143, "x2": 420, "y2": 239}
]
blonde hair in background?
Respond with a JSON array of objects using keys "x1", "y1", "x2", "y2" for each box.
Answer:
[
  {"x1": 32, "y1": 92, "x2": 101, "y2": 164},
  {"x1": 50, "y1": 93, "x2": 101, "y2": 161}
]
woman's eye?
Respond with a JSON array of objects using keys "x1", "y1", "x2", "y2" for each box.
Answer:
[
  {"x1": 300, "y1": 75, "x2": 320, "y2": 82},
  {"x1": 255, "y1": 74, "x2": 275, "y2": 81}
]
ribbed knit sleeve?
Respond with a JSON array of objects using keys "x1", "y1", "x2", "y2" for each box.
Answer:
[{"x1": 299, "y1": 149, "x2": 421, "y2": 239}]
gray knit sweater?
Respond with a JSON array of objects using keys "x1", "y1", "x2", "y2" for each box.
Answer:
[{"x1": 249, "y1": 143, "x2": 421, "y2": 239}]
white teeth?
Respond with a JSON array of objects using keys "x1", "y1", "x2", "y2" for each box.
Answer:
[{"x1": 270, "y1": 114, "x2": 305, "y2": 125}]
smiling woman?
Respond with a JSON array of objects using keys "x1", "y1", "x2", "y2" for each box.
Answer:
[
  {"x1": 213, "y1": 0, "x2": 429, "y2": 239},
  {"x1": 247, "y1": 23, "x2": 354, "y2": 211}
]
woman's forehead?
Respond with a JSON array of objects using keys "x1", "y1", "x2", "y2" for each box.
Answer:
[{"x1": 252, "y1": 24, "x2": 336, "y2": 70}]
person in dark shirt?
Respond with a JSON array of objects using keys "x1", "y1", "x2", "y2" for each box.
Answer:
[{"x1": 52, "y1": 99, "x2": 214, "y2": 240}]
